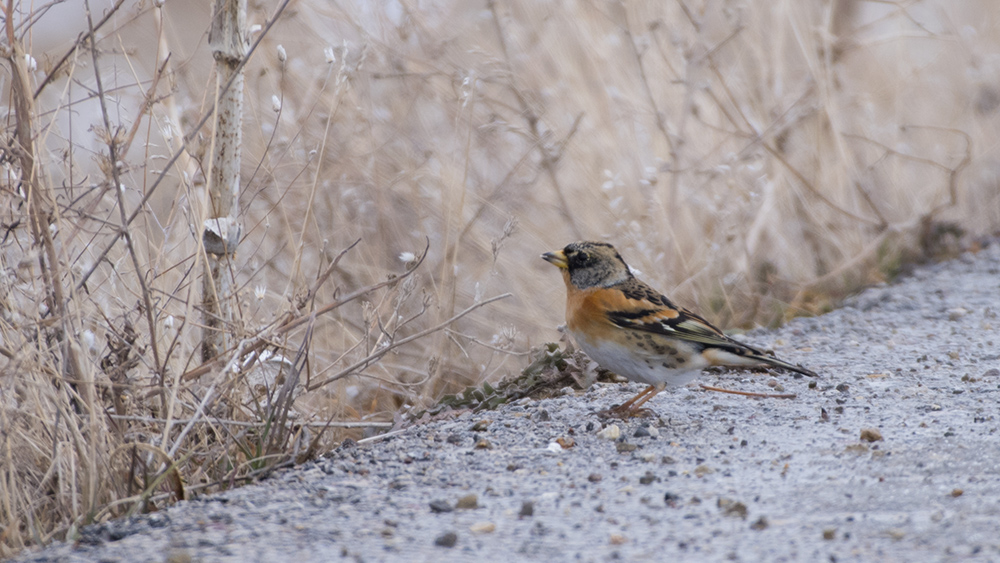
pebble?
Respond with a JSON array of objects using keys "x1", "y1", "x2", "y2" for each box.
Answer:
[
  {"x1": 434, "y1": 532, "x2": 457, "y2": 547},
  {"x1": 718, "y1": 498, "x2": 747, "y2": 519},
  {"x1": 634, "y1": 426, "x2": 650, "y2": 438},
  {"x1": 598, "y1": 424, "x2": 621, "y2": 440},
  {"x1": 860, "y1": 428, "x2": 883, "y2": 442},
  {"x1": 475, "y1": 438, "x2": 493, "y2": 450},
  {"x1": 429, "y1": 500, "x2": 453, "y2": 513},
  {"x1": 556, "y1": 437, "x2": 575, "y2": 449},
  {"x1": 947, "y1": 307, "x2": 969, "y2": 321},
  {"x1": 616, "y1": 442, "x2": 637, "y2": 453},
  {"x1": 469, "y1": 522, "x2": 495, "y2": 534},
  {"x1": 638, "y1": 471, "x2": 658, "y2": 485},
  {"x1": 519, "y1": 501, "x2": 534, "y2": 517},
  {"x1": 694, "y1": 465, "x2": 714, "y2": 477},
  {"x1": 750, "y1": 516, "x2": 769, "y2": 531},
  {"x1": 455, "y1": 494, "x2": 478, "y2": 509},
  {"x1": 588, "y1": 473, "x2": 603, "y2": 483},
  {"x1": 823, "y1": 528, "x2": 836, "y2": 540}
]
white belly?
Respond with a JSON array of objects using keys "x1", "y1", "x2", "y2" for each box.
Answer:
[{"x1": 572, "y1": 330, "x2": 707, "y2": 388}]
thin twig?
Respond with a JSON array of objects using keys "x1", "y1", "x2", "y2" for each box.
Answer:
[
  {"x1": 307, "y1": 293, "x2": 512, "y2": 391},
  {"x1": 107, "y1": 415, "x2": 392, "y2": 429},
  {"x1": 32, "y1": 0, "x2": 128, "y2": 98},
  {"x1": 84, "y1": 0, "x2": 164, "y2": 395},
  {"x1": 700, "y1": 384, "x2": 797, "y2": 399},
  {"x1": 75, "y1": 0, "x2": 293, "y2": 291},
  {"x1": 175, "y1": 239, "x2": 430, "y2": 385}
]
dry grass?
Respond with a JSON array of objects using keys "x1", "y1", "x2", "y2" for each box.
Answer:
[{"x1": 2, "y1": 0, "x2": 999, "y2": 556}]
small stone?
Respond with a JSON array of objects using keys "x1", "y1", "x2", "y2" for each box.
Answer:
[
  {"x1": 609, "y1": 534, "x2": 627, "y2": 545},
  {"x1": 519, "y1": 501, "x2": 534, "y2": 517},
  {"x1": 929, "y1": 404, "x2": 943, "y2": 411},
  {"x1": 647, "y1": 426, "x2": 659, "y2": 438},
  {"x1": 982, "y1": 368, "x2": 1000, "y2": 378},
  {"x1": 661, "y1": 456, "x2": 676, "y2": 464},
  {"x1": 634, "y1": 426, "x2": 651, "y2": 438},
  {"x1": 718, "y1": 498, "x2": 747, "y2": 519},
  {"x1": 536, "y1": 409, "x2": 551, "y2": 421},
  {"x1": 446, "y1": 434, "x2": 463, "y2": 445},
  {"x1": 475, "y1": 438, "x2": 493, "y2": 450},
  {"x1": 823, "y1": 528, "x2": 836, "y2": 540},
  {"x1": 455, "y1": 494, "x2": 478, "y2": 509},
  {"x1": 165, "y1": 552, "x2": 192, "y2": 563},
  {"x1": 598, "y1": 424, "x2": 621, "y2": 440},
  {"x1": 947, "y1": 307, "x2": 969, "y2": 321},
  {"x1": 616, "y1": 442, "x2": 637, "y2": 453},
  {"x1": 434, "y1": 532, "x2": 457, "y2": 547},
  {"x1": 844, "y1": 444, "x2": 869, "y2": 454},
  {"x1": 469, "y1": 522, "x2": 495, "y2": 534},
  {"x1": 556, "y1": 437, "x2": 575, "y2": 449},
  {"x1": 638, "y1": 471, "x2": 657, "y2": 485},
  {"x1": 886, "y1": 528, "x2": 905, "y2": 540},
  {"x1": 836, "y1": 383, "x2": 850, "y2": 393},
  {"x1": 694, "y1": 465, "x2": 714, "y2": 477},
  {"x1": 470, "y1": 420, "x2": 491, "y2": 432},
  {"x1": 429, "y1": 500, "x2": 453, "y2": 513},
  {"x1": 948, "y1": 351, "x2": 960, "y2": 360},
  {"x1": 951, "y1": 488, "x2": 964, "y2": 497},
  {"x1": 588, "y1": 473, "x2": 603, "y2": 483},
  {"x1": 860, "y1": 428, "x2": 883, "y2": 442},
  {"x1": 664, "y1": 492, "x2": 682, "y2": 507},
  {"x1": 750, "y1": 516, "x2": 768, "y2": 530}
]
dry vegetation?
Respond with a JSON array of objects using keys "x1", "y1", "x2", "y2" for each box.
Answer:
[{"x1": 2, "y1": 0, "x2": 999, "y2": 556}]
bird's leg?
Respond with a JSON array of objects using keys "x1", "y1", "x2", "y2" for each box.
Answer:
[{"x1": 599, "y1": 383, "x2": 665, "y2": 418}]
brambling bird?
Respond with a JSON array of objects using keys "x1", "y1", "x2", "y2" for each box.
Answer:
[{"x1": 542, "y1": 241, "x2": 817, "y2": 417}]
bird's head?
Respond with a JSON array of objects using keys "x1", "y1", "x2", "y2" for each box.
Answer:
[{"x1": 542, "y1": 241, "x2": 632, "y2": 289}]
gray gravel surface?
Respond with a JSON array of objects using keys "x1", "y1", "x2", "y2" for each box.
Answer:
[{"x1": 15, "y1": 244, "x2": 1000, "y2": 563}]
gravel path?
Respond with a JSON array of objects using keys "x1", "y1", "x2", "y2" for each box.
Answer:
[{"x1": 16, "y1": 244, "x2": 1000, "y2": 563}]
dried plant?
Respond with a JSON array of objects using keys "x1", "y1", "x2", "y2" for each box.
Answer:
[{"x1": 2, "y1": 0, "x2": 999, "y2": 556}]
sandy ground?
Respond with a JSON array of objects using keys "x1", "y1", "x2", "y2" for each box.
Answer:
[{"x1": 14, "y1": 242, "x2": 1000, "y2": 563}]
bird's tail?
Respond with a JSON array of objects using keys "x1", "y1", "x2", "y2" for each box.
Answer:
[{"x1": 753, "y1": 353, "x2": 818, "y2": 378}]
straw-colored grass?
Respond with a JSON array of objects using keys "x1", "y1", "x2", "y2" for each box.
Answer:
[{"x1": 2, "y1": 0, "x2": 999, "y2": 556}]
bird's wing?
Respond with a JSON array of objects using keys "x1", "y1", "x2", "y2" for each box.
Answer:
[
  {"x1": 603, "y1": 279, "x2": 818, "y2": 377},
  {"x1": 602, "y1": 278, "x2": 748, "y2": 350}
]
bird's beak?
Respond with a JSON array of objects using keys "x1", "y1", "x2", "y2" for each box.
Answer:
[{"x1": 541, "y1": 250, "x2": 568, "y2": 269}]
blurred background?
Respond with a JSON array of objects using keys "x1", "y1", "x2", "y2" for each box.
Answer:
[{"x1": 3, "y1": 0, "x2": 999, "y2": 554}]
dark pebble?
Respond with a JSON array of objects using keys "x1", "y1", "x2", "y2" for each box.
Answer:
[
  {"x1": 429, "y1": 500, "x2": 453, "y2": 513},
  {"x1": 519, "y1": 501, "x2": 534, "y2": 517},
  {"x1": 639, "y1": 471, "x2": 658, "y2": 485},
  {"x1": 588, "y1": 473, "x2": 603, "y2": 483},
  {"x1": 616, "y1": 442, "x2": 637, "y2": 453},
  {"x1": 664, "y1": 492, "x2": 682, "y2": 507},
  {"x1": 435, "y1": 532, "x2": 458, "y2": 547},
  {"x1": 634, "y1": 427, "x2": 650, "y2": 438},
  {"x1": 446, "y1": 434, "x2": 463, "y2": 445}
]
